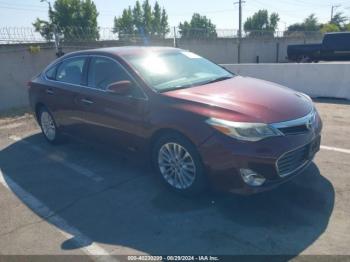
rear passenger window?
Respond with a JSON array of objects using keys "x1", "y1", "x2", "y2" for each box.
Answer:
[
  {"x1": 88, "y1": 57, "x2": 132, "y2": 90},
  {"x1": 56, "y1": 57, "x2": 86, "y2": 85}
]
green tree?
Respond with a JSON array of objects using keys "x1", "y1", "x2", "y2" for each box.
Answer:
[
  {"x1": 179, "y1": 13, "x2": 217, "y2": 39},
  {"x1": 345, "y1": 23, "x2": 350, "y2": 31},
  {"x1": 133, "y1": 1, "x2": 143, "y2": 34},
  {"x1": 285, "y1": 14, "x2": 321, "y2": 36},
  {"x1": 113, "y1": 0, "x2": 169, "y2": 39},
  {"x1": 321, "y1": 23, "x2": 340, "y2": 33},
  {"x1": 33, "y1": 0, "x2": 99, "y2": 41},
  {"x1": 244, "y1": 10, "x2": 280, "y2": 37},
  {"x1": 113, "y1": 7, "x2": 134, "y2": 38},
  {"x1": 142, "y1": 0, "x2": 153, "y2": 36},
  {"x1": 33, "y1": 19, "x2": 55, "y2": 41},
  {"x1": 331, "y1": 12, "x2": 348, "y2": 29},
  {"x1": 152, "y1": 2, "x2": 161, "y2": 36},
  {"x1": 160, "y1": 8, "x2": 170, "y2": 38},
  {"x1": 303, "y1": 14, "x2": 320, "y2": 31}
]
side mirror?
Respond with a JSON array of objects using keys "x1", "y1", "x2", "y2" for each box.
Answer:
[{"x1": 106, "y1": 80, "x2": 132, "y2": 95}]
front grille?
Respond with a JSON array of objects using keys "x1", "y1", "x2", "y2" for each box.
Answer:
[
  {"x1": 277, "y1": 144, "x2": 310, "y2": 177},
  {"x1": 272, "y1": 109, "x2": 318, "y2": 136},
  {"x1": 278, "y1": 124, "x2": 309, "y2": 135}
]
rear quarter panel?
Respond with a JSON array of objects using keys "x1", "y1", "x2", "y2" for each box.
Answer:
[{"x1": 28, "y1": 75, "x2": 47, "y2": 117}]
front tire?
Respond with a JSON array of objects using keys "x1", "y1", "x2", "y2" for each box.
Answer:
[
  {"x1": 152, "y1": 133, "x2": 208, "y2": 195},
  {"x1": 38, "y1": 107, "x2": 62, "y2": 144}
]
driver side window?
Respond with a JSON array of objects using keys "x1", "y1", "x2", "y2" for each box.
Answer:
[{"x1": 88, "y1": 57, "x2": 133, "y2": 91}]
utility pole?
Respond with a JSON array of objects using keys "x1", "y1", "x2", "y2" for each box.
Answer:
[
  {"x1": 238, "y1": 0, "x2": 242, "y2": 39},
  {"x1": 41, "y1": 0, "x2": 64, "y2": 57},
  {"x1": 234, "y1": 0, "x2": 245, "y2": 63},
  {"x1": 173, "y1": 26, "x2": 177, "y2": 48},
  {"x1": 331, "y1": 4, "x2": 341, "y2": 21}
]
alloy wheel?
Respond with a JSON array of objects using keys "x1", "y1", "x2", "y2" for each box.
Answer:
[
  {"x1": 40, "y1": 111, "x2": 56, "y2": 141},
  {"x1": 158, "y1": 142, "x2": 196, "y2": 189}
]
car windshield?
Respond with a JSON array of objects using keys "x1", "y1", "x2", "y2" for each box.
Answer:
[{"x1": 123, "y1": 51, "x2": 234, "y2": 92}]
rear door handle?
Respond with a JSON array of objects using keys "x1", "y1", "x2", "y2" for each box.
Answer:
[
  {"x1": 46, "y1": 89, "x2": 54, "y2": 95},
  {"x1": 80, "y1": 98, "x2": 94, "y2": 105}
]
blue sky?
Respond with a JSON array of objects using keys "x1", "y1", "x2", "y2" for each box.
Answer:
[{"x1": 0, "y1": 0, "x2": 349, "y2": 30}]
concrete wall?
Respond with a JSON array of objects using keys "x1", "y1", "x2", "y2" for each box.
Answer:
[
  {"x1": 178, "y1": 38, "x2": 239, "y2": 64},
  {"x1": 0, "y1": 47, "x2": 57, "y2": 110},
  {"x1": 178, "y1": 35, "x2": 323, "y2": 64},
  {"x1": 223, "y1": 63, "x2": 350, "y2": 100}
]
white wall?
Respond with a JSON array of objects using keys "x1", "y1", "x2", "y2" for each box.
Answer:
[
  {"x1": 223, "y1": 63, "x2": 350, "y2": 100},
  {"x1": 179, "y1": 35, "x2": 323, "y2": 64},
  {"x1": 178, "y1": 38, "x2": 239, "y2": 64},
  {"x1": 0, "y1": 48, "x2": 57, "y2": 111}
]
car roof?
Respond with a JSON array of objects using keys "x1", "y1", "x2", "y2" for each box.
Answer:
[
  {"x1": 325, "y1": 32, "x2": 350, "y2": 36},
  {"x1": 65, "y1": 46, "x2": 181, "y2": 57}
]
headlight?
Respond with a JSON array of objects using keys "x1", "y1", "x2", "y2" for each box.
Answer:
[{"x1": 206, "y1": 118, "x2": 283, "y2": 142}]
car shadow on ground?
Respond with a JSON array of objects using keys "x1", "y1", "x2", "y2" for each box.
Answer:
[{"x1": 0, "y1": 133, "x2": 335, "y2": 257}]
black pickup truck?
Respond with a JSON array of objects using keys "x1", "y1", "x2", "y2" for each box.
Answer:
[{"x1": 287, "y1": 32, "x2": 350, "y2": 62}]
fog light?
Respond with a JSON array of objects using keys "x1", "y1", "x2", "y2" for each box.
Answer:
[{"x1": 240, "y1": 168, "x2": 266, "y2": 186}]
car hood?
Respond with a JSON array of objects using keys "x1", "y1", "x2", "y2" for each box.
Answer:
[{"x1": 163, "y1": 76, "x2": 313, "y2": 123}]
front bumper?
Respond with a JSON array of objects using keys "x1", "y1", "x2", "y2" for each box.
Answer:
[{"x1": 198, "y1": 119, "x2": 322, "y2": 195}]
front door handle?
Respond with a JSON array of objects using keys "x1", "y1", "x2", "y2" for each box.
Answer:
[
  {"x1": 46, "y1": 89, "x2": 54, "y2": 95},
  {"x1": 80, "y1": 98, "x2": 94, "y2": 105}
]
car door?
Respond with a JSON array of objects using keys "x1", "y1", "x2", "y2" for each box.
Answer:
[
  {"x1": 41, "y1": 56, "x2": 89, "y2": 133},
  {"x1": 73, "y1": 55, "x2": 148, "y2": 151}
]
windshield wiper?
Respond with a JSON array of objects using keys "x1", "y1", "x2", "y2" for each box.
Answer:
[
  {"x1": 158, "y1": 76, "x2": 234, "y2": 93},
  {"x1": 204, "y1": 76, "x2": 233, "y2": 85},
  {"x1": 158, "y1": 84, "x2": 194, "y2": 93}
]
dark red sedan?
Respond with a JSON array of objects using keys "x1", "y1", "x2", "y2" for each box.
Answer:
[{"x1": 28, "y1": 47, "x2": 322, "y2": 195}]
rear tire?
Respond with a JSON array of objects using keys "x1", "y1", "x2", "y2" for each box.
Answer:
[
  {"x1": 301, "y1": 56, "x2": 312, "y2": 63},
  {"x1": 152, "y1": 132, "x2": 208, "y2": 196},
  {"x1": 38, "y1": 107, "x2": 62, "y2": 144}
]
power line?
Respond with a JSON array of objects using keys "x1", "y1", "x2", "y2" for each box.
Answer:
[
  {"x1": 0, "y1": 0, "x2": 339, "y2": 28},
  {"x1": 170, "y1": 9, "x2": 235, "y2": 16},
  {"x1": 251, "y1": 0, "x2": 329, "y2": 13},
  {"x1": 277, "y1": 0, "x2": 331, "y2": 8},
  {"x1": 0, "y1": 3, "x2": 119, "y2": 16},
  {"x1": 0, "y1": 4, "x2": 47, "y2": 12},
  {"x1": 0, "y1": 1, "x2": 47, "y2": 9},
  {"x1": 0, "y1": 1, "x2": 235, "y2": 17},
  {"x1": 233, "y1": 0, "x2": 245, "y2": 64},
  {"x1": 331, "y1": 4, "x2": 341, "y2": 20}
]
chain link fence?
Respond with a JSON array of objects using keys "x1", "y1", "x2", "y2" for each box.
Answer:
[
  {"x1": 0, "y1": 27, "x2": 120, "y2": 44},
  {"x1": 0, "y1": 26, "x2": 327, "y2": 63},
  {"x1": 0, "y1": 26, "x2": 326, "y2": 44},
  {"x1": 0, "y1": 27, "x2": 45, "y2": 44}
]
